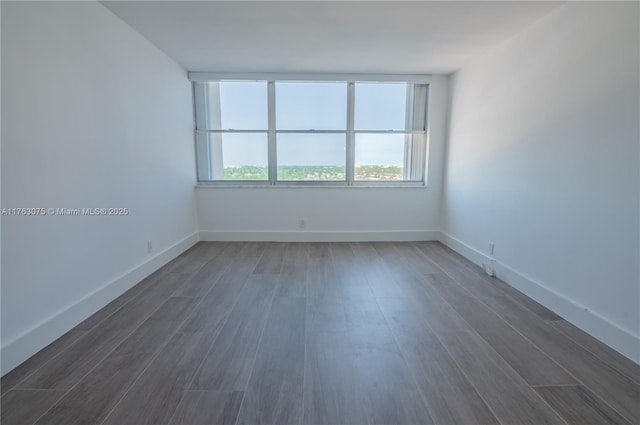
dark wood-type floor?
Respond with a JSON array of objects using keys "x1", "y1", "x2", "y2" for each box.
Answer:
[{"x1": 2, "y1": 242, "x2": 639, "y2": 425}]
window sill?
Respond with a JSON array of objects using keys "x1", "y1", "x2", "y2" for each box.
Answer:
[{"x1": 195, "y1": 183, "x2": 427, "y2": 189}]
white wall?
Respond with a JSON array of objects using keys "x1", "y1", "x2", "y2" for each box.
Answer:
[
  {"x1": 197, "y1": 75, "x2": 449, "y2": 241},
  {"x1": 1, "y1": 1, "x2": 197, "y2": 374},
  {"x1": 443, "y1": 2, "x2": 639, "y2": 362}
]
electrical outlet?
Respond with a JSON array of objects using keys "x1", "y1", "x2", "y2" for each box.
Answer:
[
  {"x1": 147, "y1": 241, "x2": 153, "y2": 253},
  {"x1": 298, "y1": 219, "x2": 305, "y2": 229},
  {"x1": 489, "y1": 242, "x2": 495, "y2": 256}
]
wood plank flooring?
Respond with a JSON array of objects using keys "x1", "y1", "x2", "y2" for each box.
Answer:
[{"x1": 2, "y1": 242, "x2": 639, "y2": 425}]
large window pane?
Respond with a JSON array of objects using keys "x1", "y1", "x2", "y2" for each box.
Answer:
[
  {"x1": 277, "y1": 133, "x2": 346, "y2": 181},
  {"x1": 354, "y1": 134, "x2": 405, "y2": 181},
  {"x1": 197, "y1": 133, "x2": 268, "y2": 180},
  {"x1": 203, "y1": 81, "x2": 267, "y2": 130},
  {"x1": 276, "y1": 82, "x2": 347, "y2": 130},
  {"x1": 354, "y1": 83, "x2": 408, "y2": 131},
  {"x1": 193, "y1": 78, "x2": 429, "y2": 185}
]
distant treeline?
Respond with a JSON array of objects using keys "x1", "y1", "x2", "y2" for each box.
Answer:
[{"x1": 222, "y1": 165, "x2": 403, "y2": 181}]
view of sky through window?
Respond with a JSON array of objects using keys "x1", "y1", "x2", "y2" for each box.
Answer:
[
  {"x1": 275, "y1": 82, "x2": 347, "y2": 130},
  {"x1": 203, "y1": 81, "x2": 416, "y2": 181},
  {"x1": 217, "y1": 81, "x2": 268, "y2": 129},
  {"x1": 355, "y1": 82, "x2": 408, "y2": 130}
]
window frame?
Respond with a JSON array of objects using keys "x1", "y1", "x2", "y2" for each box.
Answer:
[{"x1": 190, "y1": 73, "x2": 431, "y2": 187}]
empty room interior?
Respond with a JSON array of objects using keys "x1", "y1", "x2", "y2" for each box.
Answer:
[{"x1": 1, "y1": 1, "x2": 639, "y2": 424}]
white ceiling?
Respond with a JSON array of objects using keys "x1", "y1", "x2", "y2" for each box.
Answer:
[{"x1": 102, "y1": 1, "x2": 563, "y2": 74}]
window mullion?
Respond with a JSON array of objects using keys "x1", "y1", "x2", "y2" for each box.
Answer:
[
  {"x1": 412, "y1": 84, "x2": 428, "y2": 182},
  {"x1": 267, "y1": 81, "x2": 277, "y2": 185},
  {"x1": 346, "y1": 82, "x2": 355, "y2": 185},
  {"x1": 403, "y1": 84, "x2": 414, "y2": 180}
]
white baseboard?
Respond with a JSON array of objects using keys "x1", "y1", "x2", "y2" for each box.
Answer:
[
  {"x1": 6, "y1": 228, "x2": 636, "y2": 376},
  {"x1": 199, "y1": 230, "x2": 441, "y2": 242},
  {"x1": 438, "y1": 231, "x2": 640, "y2": 365},
  {"x1": 1, "y1": 232, "x2": 200, "y2": 376}
]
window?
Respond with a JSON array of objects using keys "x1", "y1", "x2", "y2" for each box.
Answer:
[
  {"x1": 194, "y1": 81, "x2": 268, "y2": 181},
  {"x1": 193, "y1": 75, "x2": 429, "y2": 185},
  {"x1": 275, "y1": 82, "x2": 347, "y2": 181}
]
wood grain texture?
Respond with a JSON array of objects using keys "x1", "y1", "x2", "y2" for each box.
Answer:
[
  {"x1": 276, "y1": 242, "x2": 309, "y2": 297},
  {"x1": 343, "y1": 298, "x2": 387, "y2": 329},
  {"x1": 162, "y1": 242, "x2": 207, "y2": 272},
  {"x1": 436, "y1": 329, "x2": 567, "y2": 425},
  {"x1": 366, "y1": 243, "x2": 431, "y2": 299},
  {"x1": 172, "y1": 242, "x2": 241, "y2": 297},
  {"x1": 390, "y1": 242, "x2": 441, "y2": 275},
  {"x1": 190, "y1": 275, "x2": 277, "y2": 391},
  {"x1": 376, "y1": 276, "x2": 565, "y2": 425},
  {"x1": 411, "y1": 242, "x2": 506, "y2": 299},
  {"x1": 72, "y1": 268, "x2": 161, "y2": 332},
  {"x1": 353, "y1": 341, "x2": 416, "y2": 393},
  {"x1": 535, "y1": 385, "x2": 632, "y2": 425},
  {"x1": 253, "y1": 242, "x2": 287, "y2": 275},
  {"x1": 35, "y1": 297, "x2": 198, "y2": 425},
  {"x1": 550, "y1": 319, "x2": 640, "y2": 384},
  {"x1": 71, "y1": 244, "x2": 195, "y2": 332},
  {"x1": 4, "y1": 242, "x2": 638, "y2": 425},
  {"x1": 486, "y1": 294, "x2": 640, "y2": 424},
  {"x1": 1, "y1": 389, "x2": 66, "y2": 425},
  {"x1": 329, "y1": 243, "x2": 374, "y2": 299},
  {"x1": 237, "y1": 296, "x2": 306, "y2": 425},
  {"x1": 378, "y1": 297, "x2": 499, "y2": 425},
  {"x1": 18, "y1": 272, "x2": 192, "y2": 390},
  {"x1": 394, "y1": 240, "x2": 564, "y2": 385},
  {"x1": 411, "y1": 242, "x2": 640, "y2": 423},
  {"x1": 413, "y1": 242, "x2": 563, "y2": 320},
  {"x1": 102, "y1": 331, "x2": 215, "y2": 425},
  {"x1": 306, "y1": 297, "x2": 347, "y2": 334},
  {"x1": 424, "y1": 273, "x2": 577, "y2": 386},
  {"x1": 343, "y1": 298, "x2": 391, "y2": 348},
  {"x1": 307, "y1": 257, "x2": 342, "y2": 299},
  {"x1": 344, "y1": 298, "x2": 435, "y2": 425},
  {"x1": 309, "y1": 242, "x2": 331, "y2": 258},
  {"x1": 350, "y1": 243, "x2": 408, "y2": 299},
  {"x1": 303, "y1": 331, "x2": 368, "y2": 425},
  {"x1": 174, "y1": 242, "x2": 265, "y2": 298},
  {"x1": 180, "y1": 269, "x2": 252, "y2": 334},
  {"x1": 1, "y1": 330, "x2": 85, "y2": 396},
  {"x1": 169, "y1": 390, "x2": 244, "y2": 425},
  {"x1": 362, "y1": 388, "x2": 433, "y2": 425},
  {"x1": 170, "y1": 242, "x2": 232, "y2": 275}
]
